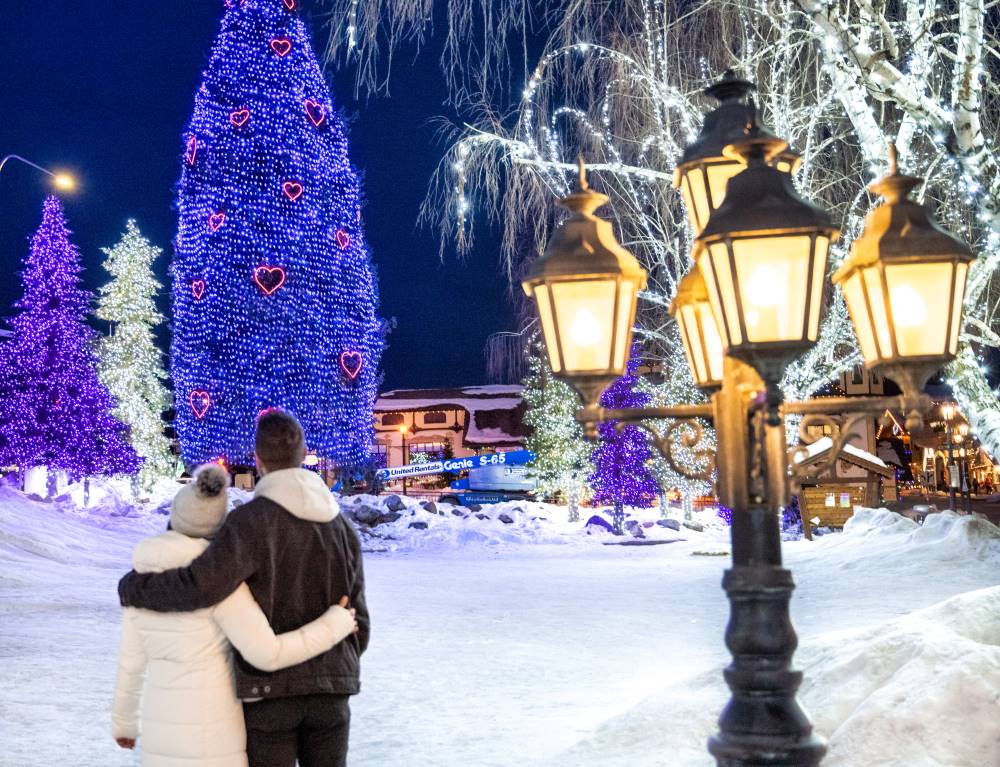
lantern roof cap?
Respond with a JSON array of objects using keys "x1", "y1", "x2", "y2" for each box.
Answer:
[
  {"x1": 696, "y1": 109, "x2": 837, "y2": 243},
  {"x1": 522, "y1": 158, "x2": 647, "y2": 289},
  {"x1": 669, "y1": 266, "x2": 709, "y2": 316},
  {"x1": 833, "y1": 146, "x2": 974, "y2": 283},
  {"x1": 678, "y1": 70, "x2": 760, "y2": 169}
]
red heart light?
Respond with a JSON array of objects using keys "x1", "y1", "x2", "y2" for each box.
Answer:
[
  {"x1": 208, "y1": 211, "x2": 226, "y2": 231},
  {"x1": 189, "y1": 390, "x2": 211, "y2": 419},
  {"x1": 191, "y1": 280, "x2": 205, "y2": 300},
  {"x1": 230, "y1": 108, "x2": 250, "y2": 127},
  {"x1": 270, "y1": 37, "x2": 292, "y2": 57},
  {"x1": 339, "y1": 351, "x2": 364, "y2": 380},
  {"x1": 185, "y1": 136, "x2": 198, "y2": 166},
  {"x1": 283, "y1": 0, "x2": 297, "y2": 9},
  {"x1": 254, "y1": 265, "x2": 287, "y2": 296},
  {"x1": 282, "y1": 181, "x2": 303, "y2": 201},
  {"x1": 335, "y1": 229, "x2": 351, "y2": 249},
  {"x1": 304, "y1": 99, "x2": 326, "y2": 127}
]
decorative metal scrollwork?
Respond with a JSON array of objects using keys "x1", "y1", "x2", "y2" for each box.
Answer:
[
  {"x1": 615, "y1": 417, "x2": 716, "y2": 481},
  {"x1": 787, "y1": 411, "x2": 875, "y2": 490}
]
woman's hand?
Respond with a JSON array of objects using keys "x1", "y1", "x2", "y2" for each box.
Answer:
[{"x1": 115, "y1": 737, "x2": 136, "y2": 750}]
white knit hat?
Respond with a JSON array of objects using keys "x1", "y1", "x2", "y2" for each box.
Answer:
[{"x1": 171, "y1": 464, "x2": 231, "y2": 538}]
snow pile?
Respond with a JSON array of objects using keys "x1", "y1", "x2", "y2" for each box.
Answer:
[
  {"x1": 548, "y1": 587, "x2": 1000, "y2": 767},
  {"x1": 806, "y1": 506, "x2": 1000, "y2": 572},
  {"x1": 800, "y1": 586, "x2": 1000, "y2": 767},
  {"x1": 338, "y1": 493, "x2": 730, "y2": 551}
]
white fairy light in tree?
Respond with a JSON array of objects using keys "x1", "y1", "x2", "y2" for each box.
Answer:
[{"x1": 96, "y1": 221, "x2": 177, "y2": 490}]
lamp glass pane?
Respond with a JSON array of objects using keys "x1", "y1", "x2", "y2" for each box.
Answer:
[
  {"x1": 885, "y1": 262, "x2": 952, "y2": 357},
  {"x1": 613, "y1": 280, "x2": 637, "y2": 371},
  {"x1": 706, "y1": 243, "x2": 743, "y2": 346},
  {"x1": 697, "y1": 251, "x2": 732, "y2": 349},
  {"x1": 861, "y1": 266, "x2": 893, "y2": 357},
  {"x1": 732, "y1": 235, "x2": 812, "y2": 343},
  {"x1": 705, "y1": 161, "x2": 744, "y2": 211},
  {"x1": 678, "y1": 304, "x2": 708, "y2": 384},
  {"x1": 807, "y1": 236, "x2": 829, "y2": 340},
  {"x1": 532, "y1": 285, "x2": 562, "y2": 373},
  {"x1": 698, "y1": 301, "x2": 726, "y2": 383},
  {"x1": 550, "y1": 279, "x2": 617, "y2": 372},
  {"x1": 841, "y1": 271, "x2": 879, "y2": 363},
  {"x1": 949, "y1": 262, "x2": 968, "y2": 355},
  {"x1": 681, "y1": 169, "x2": 710, "y2": 235}
]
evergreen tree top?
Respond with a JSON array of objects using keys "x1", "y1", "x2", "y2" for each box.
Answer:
[
  {"x1": 97, "y1": 220, "x2": 165, "y2": 325},
  {"x1": 14, "y1": 195, "x2": 88, "y2": 322}
]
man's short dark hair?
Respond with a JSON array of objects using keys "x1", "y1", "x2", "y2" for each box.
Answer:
[{"x1": 256, "y1": 410, "x2": 307, "y2": 470}]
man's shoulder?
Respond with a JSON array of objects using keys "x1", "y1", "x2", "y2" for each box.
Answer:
[{"x1": 226, "y1": 495, "x2": 284, "y2": 523}]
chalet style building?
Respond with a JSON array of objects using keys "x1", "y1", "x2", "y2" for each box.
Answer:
[{"x1": 372, "y1": 385, "x2": 529, "y2": 468}]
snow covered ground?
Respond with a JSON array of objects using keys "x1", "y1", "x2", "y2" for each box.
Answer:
[{"x1": 1, "y1": 483, "x2": 998, "y2": 767}]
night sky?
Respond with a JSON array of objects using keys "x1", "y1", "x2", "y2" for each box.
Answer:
[{"x1": 0, "y1": 1, "x2": 515, "y2": 391}]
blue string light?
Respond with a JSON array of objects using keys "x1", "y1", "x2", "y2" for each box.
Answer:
[{"x1": 171, "y1": 0, "x2": 383, "y2": 468}]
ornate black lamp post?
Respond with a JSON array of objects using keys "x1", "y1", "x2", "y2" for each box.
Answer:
[{"x1": 522, "y1": 73, "x2": 977, "y2": 767}]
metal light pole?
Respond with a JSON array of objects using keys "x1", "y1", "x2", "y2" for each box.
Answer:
[
  {"x1": 522, "y1": 74, "x2": 977, "y2": 767},
  {"x1": 398, "y1": 424, "x2": 410, "y2": 496},
  {"x1": 942, "y1": 404, "x2": 957, "y2": 511},
  {"x1": 0, "y1": 154, "x2": 77, "y2": 191}
]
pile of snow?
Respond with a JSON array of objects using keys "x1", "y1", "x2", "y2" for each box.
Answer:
[
  {"x1": 801, "y1": 586, "x2": 1000, "y2": 767},
  {"x1": 549, "y1": 586, "x2": 1000, "y2": 767},
  {"x1": 337, "y1": 493, "x2": 730, "y2": 551},
  {"x1": 803, "y1": 506, "x2": 1000, "y2": 572}
]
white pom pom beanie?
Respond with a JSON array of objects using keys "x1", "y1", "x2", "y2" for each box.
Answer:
[{"x1": 171, "y1": 463, "x2": 231, "y2": 539}]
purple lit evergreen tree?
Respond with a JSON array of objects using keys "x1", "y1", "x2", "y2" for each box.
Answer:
[
  {"x1": 589, "y1": 344, "x2": 657, "y2": 534},
  {"x1": 0, "y1": 196, "x2": 140, "y2": 485},
  {"x1": 172, "y1": 0, "x2": 383, "y2": 468}
]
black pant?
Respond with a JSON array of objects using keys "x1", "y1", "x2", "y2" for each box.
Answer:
[{"x1": 244, "y1": 693, "x2": 351, "y2": 767}]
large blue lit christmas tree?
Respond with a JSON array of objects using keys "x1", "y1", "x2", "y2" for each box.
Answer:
[
  {"x1": 0, "y1": 196, "x2": 140, "y2": 484},
  {"x1": 172, "y1": 0, "x2": 383, "y2": 467},
  {"x1": 589, "y1": 344, "x2": 657, "y2": 534}
]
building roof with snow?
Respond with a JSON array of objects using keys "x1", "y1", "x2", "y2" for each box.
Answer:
[
  {"x1": 793, "y1": 436, "x2": 894, "y2": 477},
  {"x1": 374, "y1": 385, "x2": 529, "y2": 451}
]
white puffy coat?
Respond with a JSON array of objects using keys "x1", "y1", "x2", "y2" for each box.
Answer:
[{"x1": 112, "y1": 530, "x2": 354, "y2": 767}]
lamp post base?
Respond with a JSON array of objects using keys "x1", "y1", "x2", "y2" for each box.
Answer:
[{"x1": 710, "y1": 507, "x2": 826, "y2": 767}]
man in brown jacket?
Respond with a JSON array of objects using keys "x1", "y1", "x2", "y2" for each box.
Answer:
[{"x1": 118, "y1": 410, "x2": 369, "y2": 767}]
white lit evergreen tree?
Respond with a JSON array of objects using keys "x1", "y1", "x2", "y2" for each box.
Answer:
[
  {"x1": 522, "y1": 339, "x2": 593, "y2": 522},
  {"x1": 96, "y1": 220, "x2": 176, "y2": 490}
]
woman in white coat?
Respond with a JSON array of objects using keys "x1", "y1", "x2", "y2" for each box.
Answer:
[{"x1": 112, "y1": 464, "x2": 356, "y2": 767}]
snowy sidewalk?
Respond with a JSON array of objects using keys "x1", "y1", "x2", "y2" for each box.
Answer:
[{"x1": 1, "y1": 489, "x2": 998, "y2": 767}]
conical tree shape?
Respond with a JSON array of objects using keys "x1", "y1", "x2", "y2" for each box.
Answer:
[
  {"x1": 589, "y1": 344, "x2": 658, "y2": 534},
  {"x1": 0, "y1": 196, "x2": 140, "y2": 481},
  {"x1": 96, "y1": 220, "x2": 176, "y2": 489},
  {"x1": 172, "y1": 0, "x2": 383, "y2": 467},
  {"x1": 522, "y1": 338, "x2": 592, "y2": 521}
]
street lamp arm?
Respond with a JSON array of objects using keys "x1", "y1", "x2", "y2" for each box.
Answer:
[
  {"x1": 780, "y1": 393, "x2": 933, "y2": 417},
  {"x1": 0, "y1": 154, "x2": 57, "y2": 179},
  {"x1": 576, "y1": 402, "x2": 714, "y2": 429}
]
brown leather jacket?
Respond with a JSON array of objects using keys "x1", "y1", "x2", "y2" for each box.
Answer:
[{"x1": 118, "y1": 484, "x2": 368, "y2": 700}]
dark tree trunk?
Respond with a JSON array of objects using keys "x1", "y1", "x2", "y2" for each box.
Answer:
[{"x1": 612, "y1": 502, "x2": 625, "y2": 535}]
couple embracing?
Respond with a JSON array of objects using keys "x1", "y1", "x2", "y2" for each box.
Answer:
[{"x1": 113, "y1": 410, "x2": 369, "y2": 766}]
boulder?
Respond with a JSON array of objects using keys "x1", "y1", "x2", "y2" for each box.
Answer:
[
  {"x1": 378, "y1": 512, "x2": 403, "y2": 526},
  {"x1": 475, "y1": 513, "x2": 490, "y2": 521},
  {"x1": 384, "y1": 495, "x2": 407, "y2": 512},
  {"x1": 682, "y1": 520, "x2": 705, "y2": 532},
  {"x1": 467, "y1": 504, "x2": 482, "y2": 512},
  {"x1": 585, "y1": 515, "x2": 615, "y2": 534},
  {"x1": 420, "y1": 501, "x2": 440, "y2": 515},
  {"x1": 408, "y1": 521, "x2": 429, "y2": 530},
  {"x1": 657, "y1": 518, "x2": 682, "y2": 531},
  {"x1": 498, "y1": 513, "x2": 514, "y2": 524},
  {"x1": 451, "y1": 509, "x2": 467, "y2": 517},
  {"x1": 351, "y1": 505, "x2": 383, "y2": 526}
]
